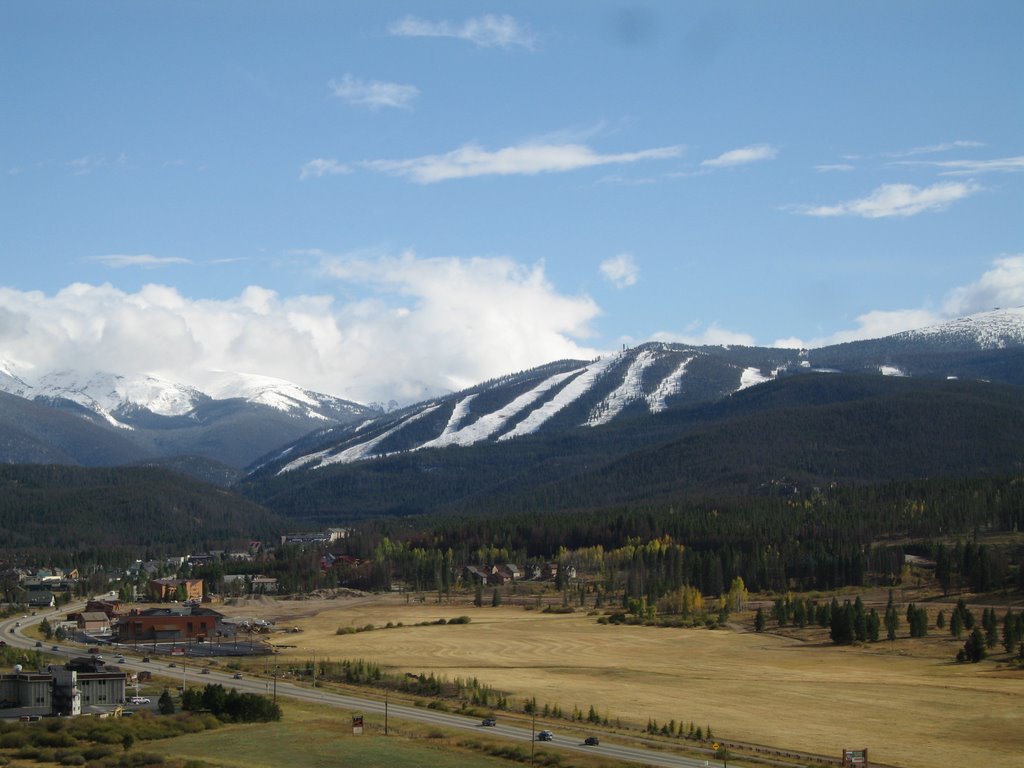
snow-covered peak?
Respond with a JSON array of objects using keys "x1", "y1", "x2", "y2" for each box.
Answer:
[
  {"x1": 899, "y1": 307, "x2": 1024, "y2": 349},
  {"x1": 30, "y1": 370, "x2": 203, "y2": 425},
  {"x1": 201, "y1": 370, "x2": 369, "y2": 420}
]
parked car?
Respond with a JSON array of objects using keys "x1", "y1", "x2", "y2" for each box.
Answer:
[
  {"x1": 481, "y1": 717, "x2": 496, "y2": 726},
  {"x1": 584, "y1": 736, "x2": 600, "y2": 746},
  {"x1": 537, "y1": 730, "x2": 554, "y2": 741},
  {"x1": 129, "y1": 696, "x2": 150, "y2": 705}
]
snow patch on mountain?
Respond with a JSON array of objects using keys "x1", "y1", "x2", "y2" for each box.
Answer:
[
  {"x1": 647, "y1": 356, "x2": 694, "y2": 413},
  {"x1": 433, "y1": 394, "x2": 478, "y2": 440},
  {"x1": 279, "y1": 404, "x2": 441, "y2": 472},
  {"x1": 501, "y1": 356, "x2": 619, "y2": 439},
  {"x1": 738, "y1": 367, "x2": 773, "y2": 391},
  {"x1": 587, "y1": 350, "x2": 658, "y2": 427},
  {"x1": 880, "y1": 365, "x2": 907, "y2": 377},
  {"x1": 422, "y1": 369, "x2": 581, "y2": 449}
]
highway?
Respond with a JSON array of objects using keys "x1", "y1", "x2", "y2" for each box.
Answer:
[{"x1": 3, "y1": 606, "x2": 719, "y2": 768}]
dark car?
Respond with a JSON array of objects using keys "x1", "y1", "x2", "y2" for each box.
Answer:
[
  {"x1": 584, "y1": 736, "x2": 600, "y2": 746},
  {"x1": 142, "y1": 657, "x2": 151, "y2": 663},
  {"x1": 34, "y1": 641, "x2": 42, "y2": 647},
  {"x1": 481, "y1": 717, "x2": 496, "y2": 726},
  {"x1": 537, "y1": 730, "x2": 554, "y2": 741}
]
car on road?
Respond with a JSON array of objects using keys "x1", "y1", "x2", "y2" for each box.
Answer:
[
  {"x1": 201, "y1": 667, "x2": 210, "y2": 674},
  {"x1": 168, "y1": 662, "x2": 177, "y2": 668},
  {"x1": 232, "y1": 672, "x2": 243, "y2": 679},
  {"x1": 129, "y1": 696, "x2": 150, "y2": 705},
  {"x1": 51, "y1": 645, "x2": 59, "y2": 651},
  {"x1": 142, "y1": 657, "x2": 150, "y2": 663},
  {"x1": 537, "y1": 730, "x2": 554, "y2": 741},
  {"x1": 481, "y1": 717, "x2": 496, "y2": 726},
  {"x1": 117, "y1": 656, "x2": 126, "y2": 663},
  {"x1": 584, "y1": 736, "x2": 600, "y2": 746},
  {"x1": 34, "y1": 641, "x2": 42, "y2": 647},
  {"x1": 88, "y1": 647, "x2": 100, "y2": 654}
]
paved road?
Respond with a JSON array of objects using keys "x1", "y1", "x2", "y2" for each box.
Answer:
[{"x1": 4, "y1": 608, "x2": 717, "y2": 768}]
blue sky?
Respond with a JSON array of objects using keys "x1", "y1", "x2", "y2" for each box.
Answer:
[{"x1": 2, "y1": 1, "x2": 1022, "y2": 404}]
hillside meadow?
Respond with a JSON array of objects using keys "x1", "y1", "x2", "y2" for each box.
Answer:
[{"x1": 217, "y1": 592, "x2": 1024, "y2": 768}]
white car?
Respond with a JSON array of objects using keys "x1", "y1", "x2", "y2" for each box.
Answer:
[{"x1": 129, "y1": 696, "x2": 150, "y2": 705}]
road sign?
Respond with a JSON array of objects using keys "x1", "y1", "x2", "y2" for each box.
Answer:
[{"x1": 352, "y1": 714, "x2": 364, "y2": 735}]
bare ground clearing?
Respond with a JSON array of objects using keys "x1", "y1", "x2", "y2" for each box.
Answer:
[{"x1": 217, "y1": 594, "x2": 1024, "y2": 768}]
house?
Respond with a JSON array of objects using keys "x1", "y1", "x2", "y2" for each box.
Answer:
[
  {"x1": 487, "y1": 570, "x2": 511, "y2": 586},
  {"x1": 462, "y1": 565, "x2": 490, "y2": 584},
  {"x1": 77, "y1": 612, "x2": 112, "y2": 636},
  {"x1": 493, "y1": 564, "x2": 522, "y2": 581},
  {"x1": 24, "y1": 590, "x2": 55, "y2": 608},
  {"x1": 148, "y1": 578, "x2": 203, "y2": 602},
  {"x1": 85, "y1": 599, "x2": 122, "y2": 618},
  {"x1": 250, "y1": 576, "x2": 278, "y2": 594}
]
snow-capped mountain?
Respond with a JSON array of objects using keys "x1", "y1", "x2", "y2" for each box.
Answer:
[
  {"x1": 3, "y1": 306, "x2": 1023, "y2": 479},
  {"x1": 0, "y1": 368, "x2": 371, "y2": 429},
  {"x1": 263, "y1": 307, "x2": 1024, "y2": 474},
  {"x1": 899, "y1": 306, "x2": 1024, "y2": 349},
  {"x1": 0, "y1": 366, "x2": 378, "y2": 473}
]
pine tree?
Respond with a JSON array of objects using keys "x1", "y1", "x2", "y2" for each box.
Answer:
[
  {"x1": 884, "y1": 592, "x2": 898, "y2": 641},
  {"x1": 754, "y1": 607, "x2": 766, "y2": 633}
]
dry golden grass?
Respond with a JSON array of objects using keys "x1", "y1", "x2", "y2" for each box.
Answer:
[{"x1": 216, "y1": 593, "x2": 1024, "y2": 768}]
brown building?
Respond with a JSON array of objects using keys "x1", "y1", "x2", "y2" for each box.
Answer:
[
  {"x1": 116, "y1": 606, "x2": 223, "y2": 644},
  {"x1": 147, "y1": 578, "x2": 203, "y2": 602}
]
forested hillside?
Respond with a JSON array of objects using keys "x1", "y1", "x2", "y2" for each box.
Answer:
[
  {"x1": 240, "y1": 374, "x2": 1024, "y2": 522},
  {"x1": 0, "y1": 465, "x2": 282, "y2": 564}
]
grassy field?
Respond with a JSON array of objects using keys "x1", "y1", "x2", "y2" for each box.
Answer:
[
  {"x1": 144, "y1": 698, "x2": 579, "y2": 768},
  {"x1": 214, "y1": 590, "x2": 1024, "y2": 768}
]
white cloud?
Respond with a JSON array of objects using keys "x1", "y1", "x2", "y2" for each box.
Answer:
[
  {"x1": 0, "y1": 254, "x2": 601, "y2": 405},
  {"x1": 600, "y1": 253, "x2": 638, "y2": 289},
  {"x1": 67, "y1": 155, "x2": 104, "y2": 175},
  {"x1": 652, "y1": 323, "x2": 756, "y2": 347},
  {"x1": 794, "y1": 181, "x2": 980, "y2": 218},
  {"x1": 892, "y1": 155, "x2": 1024, "y2": 176},
  {"x1": 299, "y1": 158, "x2": 352, "y2": 181},
  {"x1": 328, "y1": 74, "x2": 419, "y2": 110},
  {"x1": 885, "y1": 139, "x2": 985, "y2": 157},
  {"x1": 90, "y1": 254, "x2": 192, "y2": 269},
  {"x1": 388, "y1": 14, "x2": 535, "y2": 50},
  {"x1": 701, "y1": 144, "x2": 778, "y2": 168},
  {"x1": 774, "y1": 255, "x2": 1024, "y2": 348},
  {"x1": 943, "y1": 254, "x2": 1024, "y2": 316},
  {"x1": 815, "y1": 163, "x2": 855, "y2": 173},
  {"x1": 363, "y1": 142, "x2": 683, "y2": 183}
]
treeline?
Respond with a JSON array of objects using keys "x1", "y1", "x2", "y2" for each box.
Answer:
[{"x1": 322, "y1": 476, "x2": 1023, "y2": 598}]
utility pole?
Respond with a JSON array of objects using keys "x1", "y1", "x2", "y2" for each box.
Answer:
[{"x1": 384, "y1": 689, "x2": 389, "y2": 736}]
